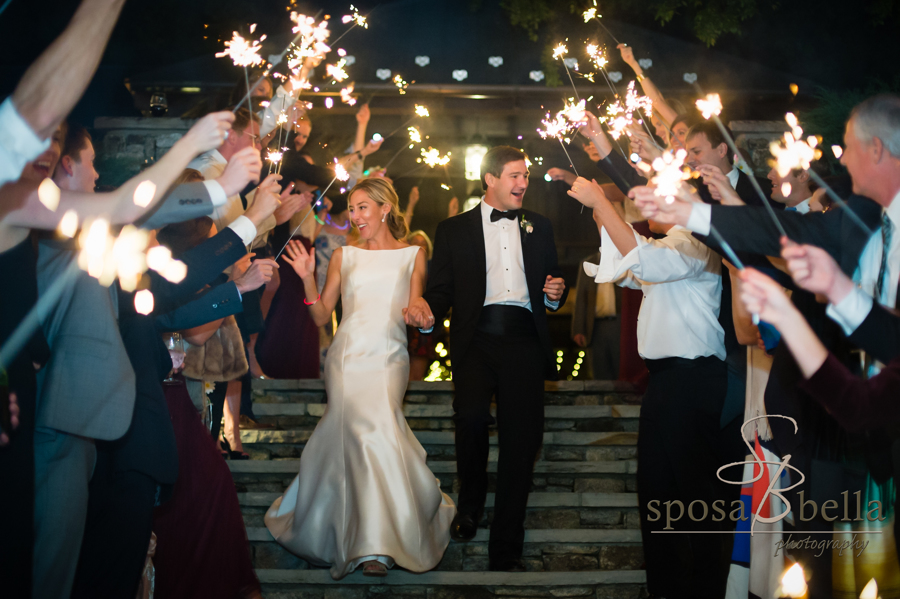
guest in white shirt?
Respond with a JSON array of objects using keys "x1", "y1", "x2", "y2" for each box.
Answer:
[
  {"x1": 767, "y1": 164, "x2": 818, "y2": 213},
  {"x1": 568, "y1": 176, "x2": 734, "y2": 599}
]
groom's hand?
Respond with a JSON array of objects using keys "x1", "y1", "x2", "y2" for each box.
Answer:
[
  {"x1": 405, "y1": 297, "x2": 435, "y2": 329},
  {"x1": 544, "y1": 275, "x2": 565, "y2": 302}
]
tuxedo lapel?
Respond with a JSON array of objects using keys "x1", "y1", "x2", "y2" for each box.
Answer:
[
  {"x1": 465, "y1": 207, "x2": 488, "y2": 301},
  {"x1": 520, "y1": 211, "x2": 540, "y2": 301}
]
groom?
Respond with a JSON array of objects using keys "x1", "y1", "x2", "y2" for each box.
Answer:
[{"x1": 406, "y1": 146, "x2": 567, "y2": 571}]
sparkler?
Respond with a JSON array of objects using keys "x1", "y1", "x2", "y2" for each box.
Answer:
[
  {"x1": 383, "y1": 105, "x2": 431, "y2": 140},
  {"x1": 340, "y1": 84, "x2": 357, "y2": 106},
  {"x1": 769, "y1": 113, "x2": 873, "y2": 236},
  {"x1": 326, "y1": 58, "x2": 349, "y2": 82},
  {"x1": 418, "y1": 147, "x2": 451, "y2": 168},
  {"x1": 216, "y1": 28, "x2": 266, "y2": 68},
  {"x1": 538, "y1": 110, "x2": 581, "y2": 178},
  {"x1": 274, "y1": 160, "x2": 351, "y2": 260},
  {"x1": 38, "y1": 178, "x2": 60, "y2": 211},
  {"x1": 553, "y1": 42, "x2": 580, "y2": 100},
  {"x1": 393, "y1": 73, "x2": 412, "y2": 95},
  {"x1": 382, "y1": 127, "x2": 423, "y2": 169},
  {"x1": 582, "y1": 1, "x2": 622, "y2": 46},
  {"x1": 331, "y1": 4, "x2": 369, "y2": 47},
  {"x1": 694, "y1": 90, "x2": 788, "y2": 238}
]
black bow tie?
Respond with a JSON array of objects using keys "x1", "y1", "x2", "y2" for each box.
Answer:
[{"x1": 490, "y1": 209, "x2": 519, "y2": 222}]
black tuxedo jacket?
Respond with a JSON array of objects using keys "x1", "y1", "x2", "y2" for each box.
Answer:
[
  {"x1": 108, "y1": 228, "x2": 247, "y2": 498},
  {"x1": 703, "y1": 196, "x2": 884, "y2": 458},
  {"x1": 423, "y1": 205, "x2": 568, "y2": 379}
]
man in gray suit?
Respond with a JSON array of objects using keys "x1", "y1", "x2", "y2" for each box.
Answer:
[
  {"x1": 571, "y1": 252, "x2": 621, "y2": 380},
  {"x1": 32, "y1": 129, "x2": 263, "y2": 597}
]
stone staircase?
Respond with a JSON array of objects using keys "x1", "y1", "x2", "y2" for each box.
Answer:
[{"x1": 234, "y1": 379, "x2": 648, "y2": 599}]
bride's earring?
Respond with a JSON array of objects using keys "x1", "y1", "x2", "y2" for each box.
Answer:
[{"x1": 382, "y1": 214, "x2": 386, "y2": 222}]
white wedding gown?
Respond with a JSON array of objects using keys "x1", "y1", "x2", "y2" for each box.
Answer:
[{"x1": 265, "y1": 245, "x2": 456, "y2": 579}]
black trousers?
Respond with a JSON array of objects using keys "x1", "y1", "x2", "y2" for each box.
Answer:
[
  {"x1": 452, "y1": 306, "x2": 545, "y2": 561},
  {"x1": 638, "y1": 356, "x2": 734, "y2": 599},
  {"x1": 71, "y1": 446, "x2": 157, "y2": 599}
]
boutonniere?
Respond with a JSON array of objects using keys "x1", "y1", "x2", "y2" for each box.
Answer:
[
  {"x1": 204, "y1": 381, "x2": 215, "y2": 395},
  {"x1": 520, "y1": 214, "x2": 534, "y2": 235}
]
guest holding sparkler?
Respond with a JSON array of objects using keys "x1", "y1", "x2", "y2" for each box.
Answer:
[{"x1": 568, "y1": 170, "x2": 733, "y2": 598}]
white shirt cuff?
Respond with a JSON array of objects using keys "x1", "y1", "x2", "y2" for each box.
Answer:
[
  {"x1": 203, "y1": 179, "x2": 229, "y2": 207},
  {"x1": 686, "y1": 203, "x2": 712, "y2": 236},
  {"x1": 544, "y1": 295, "x2": 559, "y2": 310},
  {"x1": 228, "y1": 215, "x2": 258, "y2": 247},
  {"x1": 0, "y1": 97, "x2": 50, "y2": 185},
  {"x1": 825, "y1": 286, "x2": 873, "y2": 336}
]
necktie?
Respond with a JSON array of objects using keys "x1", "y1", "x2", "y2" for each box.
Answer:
[
  {"x1": 875, "y1": 212, "x2": 893, "y2": 304},
  {"x1": 490, "y1": 209, "x2": 519, "y2": 222},
  {"x1": 784, "y1": 206, "x2": 797, "y2": 213}
]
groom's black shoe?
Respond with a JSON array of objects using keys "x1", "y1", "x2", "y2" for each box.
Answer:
[
  {"x1": 488, "y1": 557, "x2": 527, "y2": 572},
  {"x1": 450, "y1": 514, "x2": 478, "y2": 542}
]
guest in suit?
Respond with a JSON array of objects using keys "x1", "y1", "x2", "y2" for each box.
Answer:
[
  {"x1": 407, "y1": 146, "x2": 568, "y2": 571},
  {"x1": 571, "y1": 252, "x2": 620, "y2": 380},
  {"x1": 28, "y1": 114, "x2": 257, "y2": 599},
  {"x1": 631, "y1": 95, "x2": 900, "y2": 596},
  {"x1": 568, "y1": 176, "x2": 733, "y2": 599},
  {"x1": 70, "y1": 181, "x2": 281, "y2": 598}
]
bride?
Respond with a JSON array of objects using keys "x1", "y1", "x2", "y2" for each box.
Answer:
[{"x1": 264, "y1": 177, "x2": 456, "y2": 579}]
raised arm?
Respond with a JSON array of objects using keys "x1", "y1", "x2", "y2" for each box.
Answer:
[
  {"x1": 0, "y1": 112, "x2": 235, "y2": 230},
  {"x1": 283, "y1": 240, "x2": 341, "y2": 327},
  {"x1": 568, "y1": 177, "x2": 637, "y2": 255},
  {"x1": 13, "y1": 0, "x2": 126, "y2": 140},
  {"x1": 353, "y1": 104, "x2": 370, "y2": 153},
  {"x1": 617, "y1": 44, "x2": 678, "y2": 128}
]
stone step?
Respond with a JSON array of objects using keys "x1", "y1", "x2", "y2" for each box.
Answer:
[
  {"x1": 241, "y1": 429, "x2": 638, "y2": 446},
  {"x1": 256, "y1": 569, "x2": 646, "y2": 585},
  {"x1": 252, "y1": 403, "x2": 641, "y2": 419},
  {"x1": 247, "y1": 527, "x2": 642, "y2": 547},
  {"x1": 238, "y1": 491, "x2": 639, "y2": 508},
  {"x1": 229, "y1": 459, "x2": 638, "y2": 475}
]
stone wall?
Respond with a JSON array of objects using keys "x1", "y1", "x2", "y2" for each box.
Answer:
[
  {"x1": 730, "y1": 120, "x2": 790, "y2": 177},
  {"x1": 93, "y1": 116, "x2": 194, "y2": 187}
]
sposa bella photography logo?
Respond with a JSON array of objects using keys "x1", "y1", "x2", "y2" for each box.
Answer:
[{"x1": 645, "y1": 415, "x2": 884, "y2": 556}]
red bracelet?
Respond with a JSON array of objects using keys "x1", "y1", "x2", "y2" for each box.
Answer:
[{"x1": 304, "y1": 294, "x2": 320, "y2": 306}]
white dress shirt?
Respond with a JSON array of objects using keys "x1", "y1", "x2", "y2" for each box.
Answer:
[
  {"x1": 790, "y1": 198, "x2": 812, "y2": 214},
  {"x1": 480, "y1": 200, "x2": 558, "y2": 311},
  {"x1": 586, "y1": 224, "x2": 725, "y2": 360},
  {"x1": 725, "y1": 167, "x2": 740, "y2": 189},
  {"x1": 827, "y1": 190, "x2": 900, "y2": 333},
  {"x1": 0, "y1": 97, "x2": 50, "y2": 186},
  {"x1": 187, "y1": 149, "x2": 272, "y2": 248}
]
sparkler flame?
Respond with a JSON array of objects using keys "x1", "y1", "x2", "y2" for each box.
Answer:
[
  {"x1": 38, "y1": 178, "x2": 60, "y2": 211},
  {"x1": 266, "y1": 149, "x2": 284, "y2": 164},
  {"x1": 414, "y1": 105, "x2": 430, "y2": 118},
  {"x1": 340, "y1": 84, "x2": 357, "y2": 106},
  {"x1": 649, "y1": 149, "x2": 690, "y2": 204},
  {"x1": 777, "y1": 563, "x2": 807, "y2": 598},
  {"x1": 583, "y1": 7, "x2": 597, "y2": 22},
  {"x1": 553, "y1": 43, "x2": 568, "y2": 60},
  {"x1": 334, "y1": 161, "x2": 350, "y2": 182},
  {"x1": 133, "y1": 180, "x2": 156, "y2": 208},
  {"x1": 393, "y1": 73, "x2": 411, "y2": 94},
  {"x1": 58, "y1": 210, "x2": 78, "y2": 238},
  {"x1": 341, "y1": 5, "x2": 368, "y2": 28},
  {"x1": 408, "y1": 126, "x2": 422, "y2": 144},
  {"x1": 598, "y1": 81, "x2": 654, "y2": 140},
  {"x1": 216, "y1": 30, "x2": 266, "y2": 67},
  {"x1": 585, "y1": 43, "x2": 608, "y2": 70},
  {"x1": 769, "y1": 113, "x2": 821, "y2": 177},
  {"x1": 419, "y1": 147, "x2": 451, "y2": 168},
  {"x1": 696, "y1": 93, "x2": 723, "y2": 119},
  {"x1": 326, "y1": 58, "x2": 349, "y2": 82}
]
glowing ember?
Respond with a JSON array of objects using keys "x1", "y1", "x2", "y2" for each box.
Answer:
[
  {"x1": 216, "y1": 29, "x2": 266, "y2": 68},
  {"x1": 341, "y1": 5, "x2": 368, "y2": 28},
  {"x1": 393, "y1": 73, "x2": 411, "y2": 94},
  {"x1": 777, "y1": 563, "x2": 807, "y2": 598},
  {"x1": 133, "y1": 180, "x2": 156, "y2": 208},
  {"x1": 58, "y1": 210, "x2": 78, "y2": 238},
  {"x1": 696, "y1": 93, "x2": 723, "y2": 119},
  {"x1": 134, "y1": 289, "x2": 154, "y2": 315},
  {"x1": 340, "y1": 84, "x2": 357, "y2": 106}
]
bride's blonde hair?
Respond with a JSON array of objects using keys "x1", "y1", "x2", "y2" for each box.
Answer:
[{"x1": 348, "y1": 178, "x2": 409, "y2": 240}]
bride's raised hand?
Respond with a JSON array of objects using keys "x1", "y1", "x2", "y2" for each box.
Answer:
[{"x1": 283, "y1": 240, "x2": 316, "y2": 280}]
